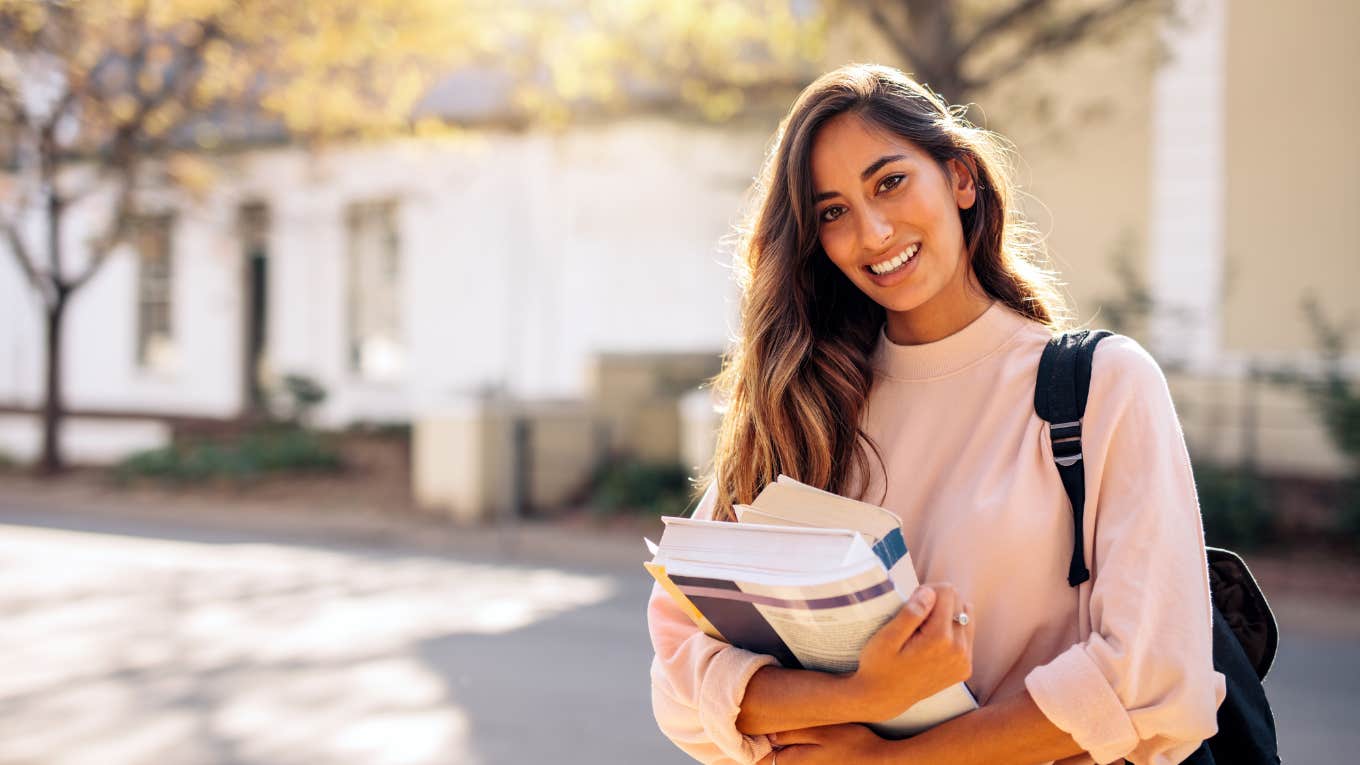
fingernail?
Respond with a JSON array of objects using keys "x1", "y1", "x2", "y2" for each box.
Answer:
[{"x1": 909, "y1": 586, "x2": 934, "y2": 614}]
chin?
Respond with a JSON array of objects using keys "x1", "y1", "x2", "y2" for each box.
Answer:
[{"x1": 864, "y1": 286, "x2": 934, "y2": 315}]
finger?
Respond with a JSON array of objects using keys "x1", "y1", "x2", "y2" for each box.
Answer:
[
  {"x1": 921, "y1": 583, "x2": 957, "y2": 640},
  {"x1": 880, "y1": 585, "x2": 936, "y2": 645}
]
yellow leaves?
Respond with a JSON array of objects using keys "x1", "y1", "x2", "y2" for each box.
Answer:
[
  {"x1": 202, "y1": 39, "x2": 231, "y2": 69},
  {"x1": 136, "y1": 69, "x2": 162, "y2": 96},
  {"x1": 110, "y1": 94, "x2": 139, "y2": 125},
  {"x1": 17, "y1": 1, "x2": 45, "y2": 34},
  {"x1": 174, "y1": 19, "x2": 204, "y2": 46},
  {"x1": 4, "y1": 0, "x2": 822, "y2": 160},
  {"x1": 164, "y1": 152, "x2": 216, "y2": 197},
  {"x1": 680, "y1": 79, "x2": 746, "y2": 122}
]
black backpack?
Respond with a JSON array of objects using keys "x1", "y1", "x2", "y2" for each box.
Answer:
[{"x1": 1035, "y1": 330, "x2": 1282, "y2": 765}]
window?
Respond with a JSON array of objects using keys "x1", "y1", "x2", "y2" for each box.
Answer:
[
  {"x1": 346, "y1": 200, "x2": 404, "y2": 381},
  {"x1": 134, "y1": 214, "x2": 176, "y2": 371}
]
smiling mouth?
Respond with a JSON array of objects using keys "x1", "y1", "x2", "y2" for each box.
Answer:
[{"x1": 865, "y1": 243, "x2": 920, "y2": 276}]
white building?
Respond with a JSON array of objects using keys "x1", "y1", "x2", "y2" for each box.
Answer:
[{"x1": 0, "y1": 118, "x2": 771, "y2": 461}]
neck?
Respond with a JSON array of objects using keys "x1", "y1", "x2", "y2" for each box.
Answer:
[{"x1": 885, "y1": 271, "x2": 995, "y2": 346}]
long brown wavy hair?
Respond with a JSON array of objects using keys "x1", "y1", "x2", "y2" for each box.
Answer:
[{"x1": 700, "y1": 63, "x2": 1070, "y2": 522}]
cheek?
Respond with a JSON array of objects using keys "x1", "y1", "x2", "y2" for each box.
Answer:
[{"x1": 819, "y1": 228, "x2": 856, "y2": 271}]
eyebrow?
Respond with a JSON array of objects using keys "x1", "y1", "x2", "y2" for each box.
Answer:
[{"x1": 813, "y1": 154, "x2": 909, "y2": 203}]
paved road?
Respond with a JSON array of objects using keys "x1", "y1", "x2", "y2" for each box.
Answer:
[{"x1": 0, "y1": 494, "x2": 1355, "y2": 764}]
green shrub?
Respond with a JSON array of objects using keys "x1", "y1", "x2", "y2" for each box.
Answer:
[
  {"x1": 115, "y1": 426, "x2": 343, "y2": 483},
  {"x1": 590, "y1": 459, "x2": 693, "y2": 518},
  {"x1": 272, "y1": 373, "x2": 328, "y2": 426},
  {"x1": 1195, "y1": 461, "x2": 1273, "y2": 550}
]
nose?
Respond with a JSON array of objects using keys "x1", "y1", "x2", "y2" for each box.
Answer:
[{"x1": 860, "y1": 206, "x2": 893, "y2": 251}]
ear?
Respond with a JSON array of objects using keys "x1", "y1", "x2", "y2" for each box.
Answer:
[{"x1": 946, "y1": 157, "x2": 978, "y2": 211}]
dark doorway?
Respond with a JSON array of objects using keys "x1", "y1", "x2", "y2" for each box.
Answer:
[{"x1": 239, "y1": 203, "x2": 270, "y2": 415}]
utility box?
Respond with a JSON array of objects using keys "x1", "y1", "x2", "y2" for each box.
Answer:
[{"x1": 412, "y1": 397, "x2": 517, "y2": 524}]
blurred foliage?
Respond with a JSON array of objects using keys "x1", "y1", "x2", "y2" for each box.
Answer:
[
  {"x1": 1271, "y1": 296, "x2": 1360, "y2": 544},
  {"x1": 0, "y1": 0, "x2": 500, "y2": 149},
  {"x1": 1193, "y1": 459, "x2": 1273, "y2": 551},
  {"x1": 589, "y1": 458, "x2": 692, "y2": 518},
  {"x1": 114, "y1": 424, "x2": 342, "y2": 483},
  {"x1": 279, "y1": 373, "x2": 327, "y2": 426},
  {"x1": 344, "y1": 420, "x2": 412, "y2": 439},
  {"x1": 509, "y1": 0, "x2": 823, "y2": 123},
  {"x1": 1293, "y1": 297, "x2": 1360, "y2": 464}
]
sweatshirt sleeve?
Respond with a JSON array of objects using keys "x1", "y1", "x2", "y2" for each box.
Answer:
[
  {"x1": 648, "y1": 482, "x2": 778, "y2": 764},
  {"x1": 1024, "y1": 337, "x2": 1227, "y2": 765}
]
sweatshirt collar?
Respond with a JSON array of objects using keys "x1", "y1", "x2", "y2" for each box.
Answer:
[{"x1": 870, "y1": 302, "x2": 1030, "y2": 381}]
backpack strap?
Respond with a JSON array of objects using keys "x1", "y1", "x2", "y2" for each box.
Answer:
[{"x1": 1034, "y1": 329, "x2": 1114, "y2": 587}]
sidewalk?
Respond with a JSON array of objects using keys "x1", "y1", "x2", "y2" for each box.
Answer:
[
  {"x1": 2, "y1": 475, "x2": 1357, "y2": 763},
  {"x1": 0, "y1": 475, "x2": 658, "y2": 574}
]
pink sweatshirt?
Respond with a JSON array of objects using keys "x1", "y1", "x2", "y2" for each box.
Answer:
[{"x1": 647, "y1": 302, "x2": 1226, "y2": 765}]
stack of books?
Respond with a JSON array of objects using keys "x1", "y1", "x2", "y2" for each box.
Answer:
[{"x1": 645, "y1": 475, "x2": 976, "y2": 737}]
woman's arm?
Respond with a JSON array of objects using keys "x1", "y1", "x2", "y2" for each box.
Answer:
[
  {"x1": 1017, "y1": 339, "x2": 1223, "y2": 763},
  {"x1": 765, "y1": 691, "x2": 1081, "y2": 765},
  {"x1": 884, "y1": 690, "x2": 1082, "y2": 764},
  {"x1": 648, "y1": 581, "x2": 778, "y2": 764}
]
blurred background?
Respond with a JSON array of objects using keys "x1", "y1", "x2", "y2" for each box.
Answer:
[{"x1": 0, "y1": 0, "x2": 1356, "y2": 763}]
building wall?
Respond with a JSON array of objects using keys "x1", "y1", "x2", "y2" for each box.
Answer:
[
  {"x1": 1221, "y1": 0, "x2": 1360, "y2": 359},
  {"x1": 0, "y1": 185, "x2": 244, "y2": 418},
  {"x1": 0, "y1": 119, "x2": 766, "y2": 433},
  {"x1": 1000, "y1": 31, "x2": 1158, "y2": 327}
]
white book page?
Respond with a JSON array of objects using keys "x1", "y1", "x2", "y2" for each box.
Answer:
[
  {"x1": 658, "y1": 517, "x2": 870, "y2": 574},
  {"x1": 754, "y1": 480, "x2": 902, "y2": 542}
]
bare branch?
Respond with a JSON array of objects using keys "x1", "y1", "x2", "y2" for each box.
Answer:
[
  {"x1": 969, "y1": 0, "x2": 1158, "y2": 90},
  {"x1": 958, "y1": 0, "x2": 1052, "y2": 59},
  {"x1": 860, "y1": 1, "x2": 915, "y2": 66},
  {"x1": 42, "y1": 87, "x2": 77, "y2": 135},
  {"x1": 0, "y1": 217, "x2": 53, "y2": 307},
  {"x1": 69, "y1": 142, "x2": 137, "y2": 293},
  {"x1": 0, "y1": 75, "x2": 30, "y2": 131}
]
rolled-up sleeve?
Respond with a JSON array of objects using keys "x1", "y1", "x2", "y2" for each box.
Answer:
[
  {"x1": 647, "y1": 482, "x2": 778, "y2": 764},
  {"x1": 1024, "y1": 338, "x2": 1227, "y2": 765}
]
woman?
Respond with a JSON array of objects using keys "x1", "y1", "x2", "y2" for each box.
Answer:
[{"x1": 647, "y1": 64, "x2": 1225, "y2": 764}]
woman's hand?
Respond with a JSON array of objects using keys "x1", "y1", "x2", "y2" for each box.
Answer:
[
  {"x1": 755, "y1": 724, "x2": 888, "y2": 764},
  {"x1": 847, "y1": 583, "x2": 975, "y2": 721}
]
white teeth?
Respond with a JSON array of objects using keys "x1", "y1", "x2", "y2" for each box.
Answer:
[{"x1": 869, "y1": 243, "x2": 919, "y2": 275}]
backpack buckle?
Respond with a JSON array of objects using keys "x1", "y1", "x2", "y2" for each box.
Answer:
[{"x1": 1050, "y1": 420, "x2": 1083, "y2": 467}]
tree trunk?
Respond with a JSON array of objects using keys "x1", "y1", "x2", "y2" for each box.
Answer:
[{"x1": 38, "y1": 292, "x2": 68, "y2": 475}]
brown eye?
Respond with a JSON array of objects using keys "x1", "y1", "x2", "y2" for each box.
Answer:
[
  {"x1": 820, "y1": 205, "x2": 846, "y2": 223},
  {"x1": 877, "y1": 174, "x2": 905, "y2": 193}
]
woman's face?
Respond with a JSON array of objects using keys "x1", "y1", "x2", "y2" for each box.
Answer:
[{"x1": 810, "y1": 112, "x2": 978, "y2": 321}]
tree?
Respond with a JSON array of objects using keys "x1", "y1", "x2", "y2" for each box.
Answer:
[
  {"x1": 838, "y1": 0, "x2": 1171, "y2": 105},
  {"x1": 0, "y1": 0, "x2": 495, "y2": 473},
  {"x1": 501, "y1": 1, "x2": 1171, "y2": 131}
]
